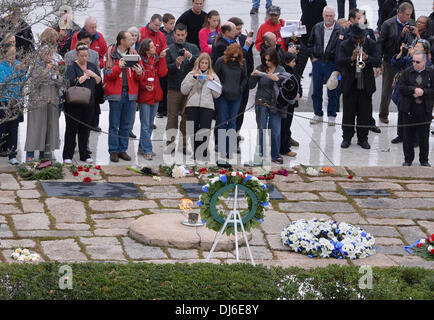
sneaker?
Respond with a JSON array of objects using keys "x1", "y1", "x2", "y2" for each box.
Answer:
[
  {"x1": 290, "y1": 138, "x2": 299, "y2": 147},
  {"x1": 85, "y1": 158, "x2": 93, "y2": 164},
  {"x1": 64, "y1": 159, "x2": 73, "y2": 165},
  {"x1": 144, "y1": 153, "x2": 153, "y2": 160},
  {"x1": 310, "y1": 115, "x2": 323, "y2": 124},
  {"x1": 250, "y1": 7, "x2": 259, "y2": 14},
  {"x1": 118, "y1": 152, "x2": 131, "y2": 161},
  {"x1": 110, "y1": 153, "x2": 119, "y2": 162},
  {"x1": 9, "y1": 158, "x2": 19, "y2": 165},
  {"x1": 271, "y1": 158, "x2": 283, "y2": 165},
  {"x1": 284, "y1": 151, "x2": 297, "y2": 157},
  {"x1": 328, "y1": 117, "x2": 336, "y2": 126},
  {"x1": 156, "y1": 112, "x2": 164, "y2": 118}
]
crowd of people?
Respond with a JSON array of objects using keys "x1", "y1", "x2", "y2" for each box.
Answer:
[{"x1": 0, "y1": 0, "x2": 433, "y2": 167}]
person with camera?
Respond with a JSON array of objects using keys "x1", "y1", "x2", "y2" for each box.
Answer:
[
  {"x1": 403, "y1": 16, "x2": 434, "y2": 46},
  {"x1": 390, "y1": 39, "x2": 432, "y2": 145},
  {"x1": 399, "y1": 51, "x2": 434, "y2": 167},
  {"x1": 377, "y1": 2, "x2": 413, "y2": 124},
  {"x1": 136, "y1": 39, "x2": 168, "y2": 161},
  {"x1": 337, "y1": 23, "x2": 381, "y2": 150},
  {"x1": 103, "y1": 31, "x2": 144, "y2": 163},
  {"x1": 165, "y1": 23, "x2": 200, "y2": 154},
  {"x1": 379, "y1": 0, "x2": 415, "y2": 28},
  {"x1": 180, "y1": 53, "x2": 221, "y2": 161}
]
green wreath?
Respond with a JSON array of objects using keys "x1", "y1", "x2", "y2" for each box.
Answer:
[
  {"x1": 16, "y1": 161, "x2": 64, "y2": 181},
  {"x1": 198, "y1": 172, "x2": 269, "y2": 235}
]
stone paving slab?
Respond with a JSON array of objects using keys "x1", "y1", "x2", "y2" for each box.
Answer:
[
  {"x1": 41, "y1": 239, "x2": 88, "y2": 262},
  {"x1": 338, "y1": 182, "x2": 404, "y2": 191},
  {"x1": 0, "y1": 204, "x2": 21, "y2": 214},
  {"x1": 0, "y1": 191, "x2": 17, "y2": 204},
  {"x1": 348, "y1": 167, "x2": 434, "y2": 178},
  {"x1": 355, "y1": 198, "x2": 434, "y2": 209},
  {"x1": 417, "y1": 220, "x2": 434, "y2": 234},
  {"x1": 0, "y1": 174, "x2": 20, "y2": 190},
  {"x1": 279, "y1": 201, "x2": 355, "y2": 212},
  {"x1": 362, "y1": 209, "x2": 434, "y2": 220},
  {"x1": 11, "y1": 213, "x2": 50, "y2": 230},
  {"x1": 89, "y1": 199, "x2": 158, "y2": 211},
  {"x1": 0, "y1": 239, "x2": 36, "y2": 249},
  {"x1": 46, "y1": 198, "x2": 87, "y2": 223}
]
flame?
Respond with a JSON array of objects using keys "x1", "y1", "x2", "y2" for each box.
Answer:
[{"x1": 179, "y1": 198, "x2": 193, "y2": 213}]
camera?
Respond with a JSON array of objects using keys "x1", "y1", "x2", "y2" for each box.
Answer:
[
  {"x1": 405, "y1": 21, "x2": 416, "y2": 32},
  {"x1": 402, "y1": 44, "x2": 412, "y2": 56},
  {"x1": 178, "y1": 48, "x2": 185, "y2": 56}
]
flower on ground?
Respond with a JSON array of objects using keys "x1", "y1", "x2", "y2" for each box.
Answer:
[{"x1": 83, "y1": 177, "x2": 92, "y2": 183}]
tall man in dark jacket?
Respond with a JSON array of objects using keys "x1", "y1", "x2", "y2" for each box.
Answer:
[
  {"x1": 377, "y1": 2, "x2": 413, "y2": 124},
  {"x1": 399, "y1": 51, "x2": 434, "y2": 167},
  {"x1": 211, "y1": 22, "x2": 237, "y2": 65},
  {"x1": 379, "y1": 0, "x2": 415, "y2": 27},
  {"x1": 165, "y1": 23, "x2": 200, "y2": 153},
  {"x1": 337, "y1": 24, "x2": 381, "y2": 150},
  {"x1": 307, "y1": 6, "x2": 345, "y2": 125}
]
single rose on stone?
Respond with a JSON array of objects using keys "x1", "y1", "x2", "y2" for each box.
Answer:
[
  {"x1": 73, "y1": 171, "x2": 79, "y2": 176},
  {"x1": 83, "y1": 177, "x2": 92, "y2": 183},
  {"x1": 84, "y1": 167, "x2": 90, "y2": 172},
  {"x1": 77, "y1": 166, "x2": 83, "y2": 172}
]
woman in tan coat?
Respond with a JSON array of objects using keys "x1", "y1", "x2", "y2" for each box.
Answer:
[{"x1": 25, "y1": 46, "x2": 63, "y2": 161}]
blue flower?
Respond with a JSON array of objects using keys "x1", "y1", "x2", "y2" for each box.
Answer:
[
  {"x1": 201, "y1": 219, "x2": 206, "y2": 224},
  {"x1": 244, "y1": 175, "x2": 252, "y2": 183},
  {"x1": 361, "y1": 232, "x2": 367, "y2": 237},
  {"x1": 197, "y1": 201, "x2": 203, "y2": 206},
  {"x1": 338, "y1": 256, "x2": 343, "y2": 260},
  {"x1": 255, "y1": 217, "x2": 264, "y2": 223},
  {"x1": 260, "y1": 201, "x2": 269, "y2": 207},
  {"x1": 220, "y1": 175, "x2": 227, "y2": 184},
  {"x1": 202, "y1": 186, "x2": 209, "y2": 193},
  {"x1": 298, "y1": 247, "x2": 302, "y2": 253},
  {"x1": 335, "y1": 228, "x2": 340, "y2": 234},
  {"x1": 308, "y1": 254, "x2": 313, "y2": 258},
  {"x1": 260, "y1": 184, "x2": 267, "y2": 190}
]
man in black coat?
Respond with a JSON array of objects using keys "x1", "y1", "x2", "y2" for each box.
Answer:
[
  {"x1": 398, "y1": 51, "x2": 434, "y2": 167},
  {"x1": 336, "y1": 24, "x2": 381, "y2": 149},
  {"x1": 377, "y1": 2, "x2": 413, "y2": 124},
  {"x1": 211, "y1": 22, "x2": 236, "y2": 66},
  {"x1": 228, "y1": 17, "x2": 254, "y2": 149},
  {"x1": 379, "y1": 0, "x2": 415, "y2": 27}
]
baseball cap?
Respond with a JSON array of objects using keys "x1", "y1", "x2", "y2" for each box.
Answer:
[{"x1": 267, "y1": 5, "x2": 281, "y2": 15}]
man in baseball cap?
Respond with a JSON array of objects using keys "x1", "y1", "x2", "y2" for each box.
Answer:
[{"x1": 255, "y1": 5, "x2": 288, "y2": 52}]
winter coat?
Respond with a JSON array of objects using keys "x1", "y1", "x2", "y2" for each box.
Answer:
[
  {"x1": 180, "y1": 71, "x2": 221, "y2": 109},
  {"x1": 199, "y1": 27, "x2": 220, "y2": 55},
  {"x1": 137, "y1": 54, "x2": 168, "y2": 105},
  {"x1": 139, "y1": 24, "x2": 167, "y2": 55},
  {"x1": 25, "y1": 61, "x2": 64, "y2": 151},
  {"x1": 166, "y1": 42, "x2": 200, "y2": 90},
  {"x1": 255, "y1": 19, "x2": 287, "y2": 52},
  {"x1": 307, "y1": 21, "x2": 345, "y2": 62},
  {"x1": 213, "y1": 57, "x2": 247, "y2": 101},
  {"x1": 0, "y1": 60, "x2": 26, "y2": 102},
  {"x1": 103, "y1": 44, "x2": 144, "y2": 101},
  {"x1": 70, "y1": 29, "x2": 108, "y2": 68}
]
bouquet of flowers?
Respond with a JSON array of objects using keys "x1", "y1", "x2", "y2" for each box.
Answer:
[
  {"x1": 11, "y1": 248, "x2": 41, "y2": 263},
  {"x1": 406, "y1": 234, "x2": 434, "y2": 261},
  {"x1": 281, "y1": 219, "x2": 376, "y2": 259}
]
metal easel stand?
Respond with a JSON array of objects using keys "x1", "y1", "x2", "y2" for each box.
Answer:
[{"x1": 205, "y1": 185, "x2": 255, "y2": 266}]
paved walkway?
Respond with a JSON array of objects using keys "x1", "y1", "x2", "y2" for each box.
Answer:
[{"x1": 0, "y1": 164, "x2": 433, "y2": 269}]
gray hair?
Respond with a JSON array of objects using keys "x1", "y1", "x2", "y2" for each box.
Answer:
[
  {"x1": 323, "y1": 6, "x2": 336, "y2": 15},
  {"x1": 413, "y1": 50, "x2": 427, "y2": 61},
  {"x1": 84, "y1": 16, "x2": 96, "y2": 26},
  {"x1": 128, "y1": 26, "x2": 141, "y2": 41},
  {"x1": 398, "y1": 2, "x2": 413, "y2": 13}
]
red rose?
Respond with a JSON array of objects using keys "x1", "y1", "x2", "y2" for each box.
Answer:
[
  {"x1": 245, "y1": 171, "x2": 250, "y2": 174},
  {"x1": 431, "y1": 249, "x2": 434, "y2": 255},
  {"x1": 94, "y1": 172, "x2": 97, "y2": 175},
  {"x1": 83, "y1": 177, "x2": 91, "y2": 183},
  {"x1": 241, "y1": 175, "x2": 246, "y2": 179},
  {"x1": 236, "y1": 172, "x2": 240, "y2": 176},
  {"x1": 95, "y1": 165, "x2": 101, "y2": 170},
  {"x1": 426, "y1": 237, "x2": 431, "y2": 243},
  {"x1": 258, "y1": 176, "x2": 265, "y2": 180},
  {"x1": 266, "y1": 176, "x2": 272, "y2": 180},
  {"x1": 219, "y1": 169, "x2": 227, "y2": 174},
  {"x1": 73, "y1": 171, "x2": 79, "y2": 176},
  {"x1": 347, "y1": 175, "x2": 353, "y2": 179},
  {"x1": 77, "y1": 166, "x2": 83, "y2": 172},
  {"x1": 431, "y1": 234, "x2": 434, "y2": 241},
  {"x1": 84, "y1": 167, "x2": 90, "y2": 172}
]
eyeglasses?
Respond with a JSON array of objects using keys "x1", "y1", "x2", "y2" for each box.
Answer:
[
  {"x1": 231, "y1": 55, "x2": 238, "y2": 59},
  {"x1": 265, "y1": 58, "x2": 272, "y2": 62},
  {"x1": 413, "y1": 60, "x2": 423, "y2": 64}
]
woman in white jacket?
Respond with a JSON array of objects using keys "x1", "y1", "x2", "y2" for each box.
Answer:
[{"x1": 181, "y1": 53, "x2": 221, "y2": 161}]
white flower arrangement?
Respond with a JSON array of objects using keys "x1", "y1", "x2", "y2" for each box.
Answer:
[
  {"x1": 280, "y1": 219, "x2": 376, "y2": 259},
  {"x1": 11, "y1": 248, "x2": 40, "y2": 263}
]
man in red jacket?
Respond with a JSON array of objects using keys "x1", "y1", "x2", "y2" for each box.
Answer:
[
  {"x1": 255, "y1": 5, "x2": 287, "y2": 52},
  {"x1": 139, "y1": 14, "x2": 167, "y2": 55},
  {"x1": 70, "y1": 17, "x2": 107, "y2": 69}
]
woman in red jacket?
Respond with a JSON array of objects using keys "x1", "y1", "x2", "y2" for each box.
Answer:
[
  {"x1": 137, "y1": 39, "x2": 168, "y2": 160},
  {"x1": 198, "y1": 10, "x2": 221, "y2": 55}
]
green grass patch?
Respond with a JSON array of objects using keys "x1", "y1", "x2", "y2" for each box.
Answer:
[{"x1": 0, "y1": 263, "x2": 432, "y2": 300}]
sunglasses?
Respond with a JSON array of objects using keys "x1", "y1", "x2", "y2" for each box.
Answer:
[{"x1": 413, "y1": 60, "x2": 423, "y2": 64}]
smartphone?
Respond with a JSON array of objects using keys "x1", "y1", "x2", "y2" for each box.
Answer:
[
  {"x1": 124, "y1": 54, "x2": 140, "y2": 68},
  {"x1": 197, "y1": 74, "x2": 208, "y2": 80},
  {"x1": 248, "y1": 31, "x2": 254, "y2": 37}
]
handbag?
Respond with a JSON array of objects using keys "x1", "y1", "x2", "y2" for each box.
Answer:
[{"x1": 66, "y1": 79, "x2": 91, "y2": 105}]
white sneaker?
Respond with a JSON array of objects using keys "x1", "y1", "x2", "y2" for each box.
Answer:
[
  {"x1": 328, "y1": 116, "x2": 336, "y2": 126},
  {"x1": 85, "y1": 158, "x2": 93, "y2": 164},
  {"x1": 310, "y1": 115, "x2": 323, "y2": 124},
  {"x1": 9, "y1": 158, "x2": 19, "y2": 165},
  {"x1": 64, "y1": 159, "x2": 72, "y2": 165}
]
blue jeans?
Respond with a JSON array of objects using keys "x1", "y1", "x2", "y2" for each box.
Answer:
[
  {"x1": 312, "y1": 59, "x2": 339, "y2": 117},
  {"x1": 252, "y1": 0, "x2": 272, "y2": 8},
  {"x1": 216, "y1": 96, "x2": 241, "y2": 156},
  {"x1": 108, "y1": 92, "x2": 135, "y2": 154},
  {"x1": 138, "y1": 102, "x2": 159, "y2": 153},
  {"x1": 256, "y1": 105, "x2": 281, "y2": 160}
]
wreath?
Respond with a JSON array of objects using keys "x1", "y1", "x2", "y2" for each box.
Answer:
[
  {"x1": 16, "y1": 161, "x2": 64, "y2": 181},
  {"x1": 197, "y1": 172, "x2": 269, "y2": 235},
  {"x1": 281, "y1": 219, "x2": 376, "y2": 259}
]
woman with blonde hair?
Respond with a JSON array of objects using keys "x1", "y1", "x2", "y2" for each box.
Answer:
[{"x1": 181, "y1": 53, "x2": 221, "y2": 161}]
